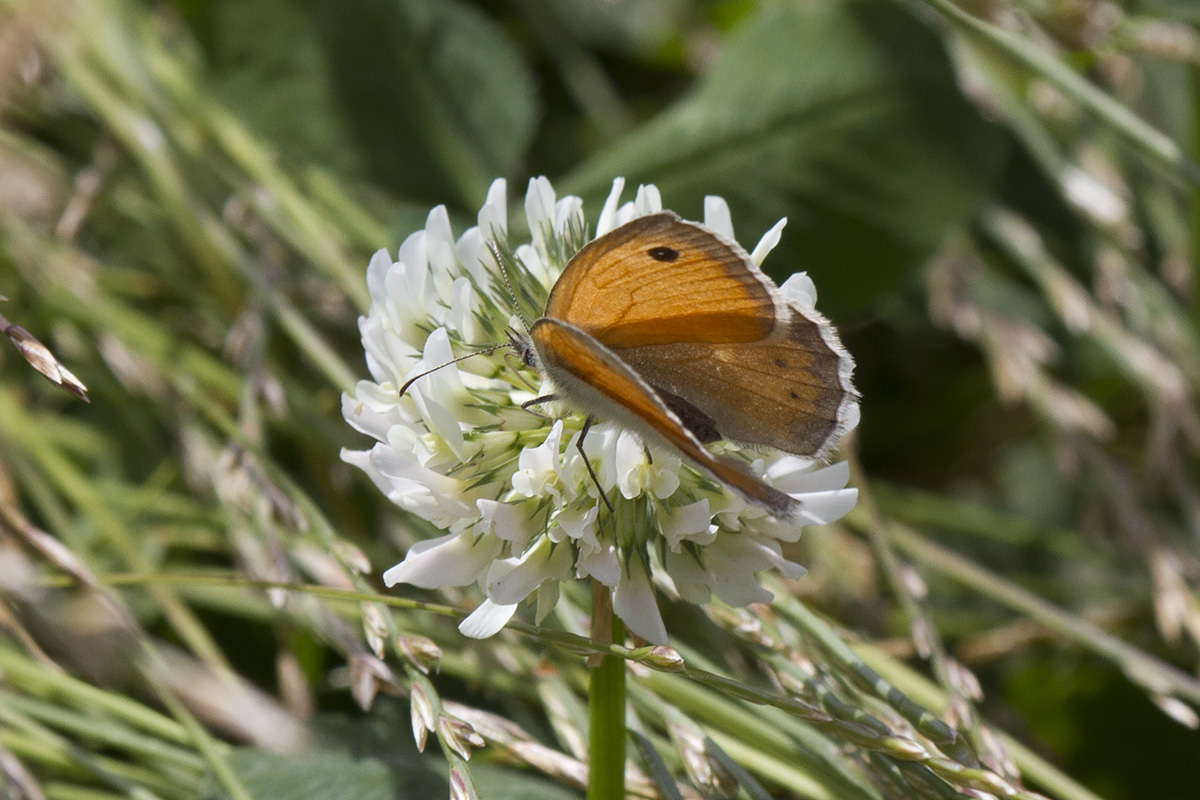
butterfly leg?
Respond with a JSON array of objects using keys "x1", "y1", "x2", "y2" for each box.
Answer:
[
  {"x1": 520, "y1": 393, "x2": 557, "y2": 423},
  {"x1": 577, "y1": 415, "x2": 614, "y2": 514}
]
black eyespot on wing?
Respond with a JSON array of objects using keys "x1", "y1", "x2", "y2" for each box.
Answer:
[
  {"x1": 789, "y1": 390, "x2": 800, "y2": 399},
  {"x1": 648, "y1": 246, "x2": 679, "y2": 262},
  {"x1": 775, "y1": 358, "x2": 787, "y2": 367}
]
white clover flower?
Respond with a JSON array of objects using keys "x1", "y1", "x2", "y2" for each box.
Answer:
[{"x1": 342, "y1": 177, "x2": 859, "y2": 644}]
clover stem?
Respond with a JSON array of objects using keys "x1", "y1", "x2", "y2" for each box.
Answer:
[{"x1": 587, "y1": 578, "x2": 626, "y2": 800}]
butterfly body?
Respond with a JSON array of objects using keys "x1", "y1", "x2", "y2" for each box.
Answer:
[{"x1": 523, "y1": 211, "x2": 857, "y2": 518}]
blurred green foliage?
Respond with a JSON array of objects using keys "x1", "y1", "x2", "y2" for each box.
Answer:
[{"x1": 3, "y1": 0, "x2": 1200, "y2": 799}]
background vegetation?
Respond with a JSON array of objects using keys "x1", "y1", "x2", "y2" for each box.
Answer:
[{"x1": 2, "y1": 0, "x2": 1199, "y2": 798}]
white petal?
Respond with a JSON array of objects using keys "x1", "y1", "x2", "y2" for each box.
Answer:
[
  {"x1": 612, "y1": 557, "x2": 668, "y2": 645},
  {"x1": 365, "y1": 249, "x2": 393, "y2": 306},
  {"x1": 340, "y1": 447, "x2": 393, "y2": 496},
  {"x1": 514, "y1": 241, "x2": 552, "y2": 289},
  {"x1": 372, "y1": 442, "x2": 473, "y2": 520},
  {"x1": 750, "y1": 218, "x2": 787, "y2": 266},
  {"x1": 750, "y1": 535, "x2": 807, "y2": 580},
  {"x1": 425, "y1": 205, "x2": 455, "y2": 254},
  {"x1": 486, "y1": 537, "x2": 574, "y2": 605},
  {"x1": 703, "y1": 196, "x2": 734, "y2": 240},
  {"x1": 793, "y1": 488, "x2": 859, "y2": 527},
  {"x1": 456, "y1": 227, "x2": 491, "y2": 287},
  {"x1": 632, "y1": 184, "x2": 662, "y2": 217},
  {"x1": 447, "y1": 277, "x2": 480, "y2": 343},
  {"x1": 525, "y1": 176, "x2": 556, "y2": 249},
  {"x1": 428, "y1": 239, "x2": 459, "y2": 313},
  {"x1": 535, "y1": 581, "x2": 560, "y2": 623},
  {"x1": 613, "y1": 201, "x2": 637, "y2": 227},
  {"x1": 479, "y1": 178, "x2": 508, "y2": 239},
  {"x1": 577, "y1": 423, "x2": 619, "y2": 492},
  {"x1": 658, "y1": 499, "x2": 715, "y2": 552},
  {"x1": 512, "y1": 421, "x2": 566, "y2": 500},
  {"x1": 615, "y1": 432, "x2": 646, "y2": 499},
  {"x1": 341, "y1": 389, "x2": 396, "y2": 442},
  {"x1": 766, "y1": 458, "x2": 844, "y2": 492},
  {"x1": 577, "y1": 544, "x2": 620, "y2": 586},
  {"x1": 703, "y1": 535, "x2": 778, "y2": 606},
  {"x1": 553, "y1": 504, "x2": 599, "y2": 547},
  {"x1": 780, "y1": 272, "x2": 818, "y2": 311},
  {"x1": 554, "y1": 195, "x2": 584, "y2": 239},
  {"x1": 648, "y1": 464, "x2": 680, "y2": 499},
  {"x1": 477, "y1": 499, "x2": 536, "y2": 551},
  {"x1": 397, "y1": 231, "x2": 429, "y2": 306},
  {"x1": 407, "y1": 329, "x2": 466, "y2": 458},
  {"x1": 596, "y1": 178, "x2": 626, "y2": 237},
  {"x1": 383, "y1": 530, "x2": 502, "y2": 589},
  {"x1": 663, "y1": 548, "x2": 713, "y2": 604},
  {"x1": 459, "y1": 599, "x2": 518, "y2": 639}
]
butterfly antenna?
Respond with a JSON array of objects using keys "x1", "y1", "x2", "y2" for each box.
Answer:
[
  {"x1": 487, "y1": 239, "x2": 531, "y2": 331},
  {"x1": 398, "y1": 344, "x2": 509, "y2": 398}
]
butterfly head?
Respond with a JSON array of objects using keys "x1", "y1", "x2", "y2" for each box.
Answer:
[{"x1": 506, "y1": 326, "x2": 539, "y2": 371}]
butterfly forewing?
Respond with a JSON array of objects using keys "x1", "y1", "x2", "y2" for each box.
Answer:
[{"x1": 544, "y1": 213, "x2": 776, "y2": 348}]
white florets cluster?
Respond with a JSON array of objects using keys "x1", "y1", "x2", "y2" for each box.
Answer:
[{"x1": 342, "y1": 177, "x2": 858, "y2": 644}]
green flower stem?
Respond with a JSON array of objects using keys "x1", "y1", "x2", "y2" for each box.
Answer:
[{"x1": 587, "y1": 580, "x2": 626, "y2": 800}]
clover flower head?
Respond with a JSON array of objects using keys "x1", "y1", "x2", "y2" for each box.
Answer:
[{"x1": 342, "y1": 177, "x2": 859, "y2": 644}]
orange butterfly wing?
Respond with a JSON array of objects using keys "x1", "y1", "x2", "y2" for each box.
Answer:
[{"x1": 543, "y1": 213, "x2": 775, "y2": 347}]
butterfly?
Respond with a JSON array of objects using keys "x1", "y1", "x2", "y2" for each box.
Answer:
[{"x1": 514, "y1": 211, "x2": 857, "y2": 518}]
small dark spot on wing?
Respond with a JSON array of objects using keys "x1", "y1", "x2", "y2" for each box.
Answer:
[
  {"x1": 775, "y1": 358, "x2": 787, "y2": 367},
  {"x1": 648, "y1": 246, "x2": 679, "y2": 262}
]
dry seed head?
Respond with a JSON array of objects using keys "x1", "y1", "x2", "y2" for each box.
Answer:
[
  {"x1": 3, "y1": 323, "x2": 88, "y2": 401},
  {"x1": 347, "y1": 652, "x2": 398, "y2": 710},
  {"x1": 449, "y1": 765, "x2": 476, "y2": 800},
  {"x1": 640, "y1": 645, "x2": 685, "y2": 672},
  {"x1": 438, "y1": 715, "x2": 486, "y2": 761},
  {"x1": 398, "y1": 634, "x2": 442, "y2": 674},
  {"x1": 361, "y1": 602, "x2": 388, "y2": 658}
]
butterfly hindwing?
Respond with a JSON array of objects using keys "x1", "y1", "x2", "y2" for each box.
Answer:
[{"x1": 615, "y1": 308, "x2": 851, "y2": 457}]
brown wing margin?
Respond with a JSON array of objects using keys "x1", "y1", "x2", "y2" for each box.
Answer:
[{"x1": 529, "y1": 317, "x2": 799, "y2": 518}]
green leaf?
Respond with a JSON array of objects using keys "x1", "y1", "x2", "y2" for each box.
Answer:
[
  {"x1": 196, "y1": 0, "x2": 539, "y2": 207},
  {"x1": 564, "y1": 0, "x2": 1005, "y2": 316}
]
